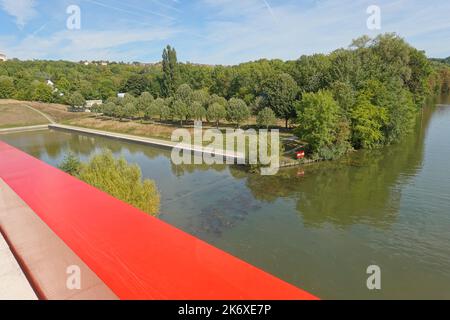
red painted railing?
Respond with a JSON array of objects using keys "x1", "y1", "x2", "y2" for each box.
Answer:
[{"x1": 0, "y1": 141, "x2": 317, "y2": 300}]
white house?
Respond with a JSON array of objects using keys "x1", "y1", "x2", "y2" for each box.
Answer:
[
  {"x1": 85, "y1": 100, "x2": 103, "y2": 109},
  {"x1": 117, "y1": 93, "x2": 126, "y2": 98},
  {"x1": 0, "y1": 53, "x2": 7, "y2": 62},
  {"x1": 46, "y1": 79, "x2": 55, "y2": 87}
]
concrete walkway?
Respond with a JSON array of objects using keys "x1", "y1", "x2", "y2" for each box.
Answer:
[
  {"x1": 0, "y1": 234, "x2": 37, "y2": 300},
  {"x1": 0, "y1": 124, "x2": 49, "y2": 134},
  {"x1": 50, "y1": 124, "x2": 246, "y2": 161}
]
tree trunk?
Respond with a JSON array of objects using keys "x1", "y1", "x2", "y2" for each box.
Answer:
[{"x1": 285, "y1": 118, "x2": 288, "y2": 129}]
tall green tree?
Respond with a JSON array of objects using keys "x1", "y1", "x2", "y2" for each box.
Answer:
[
  {"x1": 122, "y1": 74, "x2": 150, "y2": 96},
  {"x1": 161, "y1": 45, "x2": 180, "y2": 97},
  {"x1": 350, "y1": 93, "x2": 388, "y2": 149},
  {"x1": 0, "y1": 76, "x2": 15, "y2": 98},
  {"x1": 261, "y1": 73, "x2": 298, "y2": 128},
  {"x1": 67, "y1": 91, "x2": 85, "y2": 111},
  {"x1": 295, "y1": 90, "x2": 342, "y2": 157}
]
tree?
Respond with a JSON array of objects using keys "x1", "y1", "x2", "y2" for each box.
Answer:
[
  {"x1": 227, "y1": 98, "x2": 250, "y2": 128},
  {"x1": 124, "y1": 103, "x2": 137, "y2": 119},
  {"x1": 172, "y1": 100, "x2": 188, "y2": 126},
  {"x1": 58, "y1": 152, "x2": 82, "y2": 176},
  {"x1": 0, "y1": 76, "x2": 15, "y2": 98},
  {"x1": 295, "y1": 90, "x2": 341, "y2": 157},
  {"x1": 32, "y1": 82, "x2": 54, "y2": 103},
  {"x1": 121, "y1": 93, "x2": 137, "y2": 106},
  {"x1": 161, "y1": 45, "x2": 180, "y2": 97},
  {"x1": 175, "y1": 83, "x2": 193, "y2": 105},
  {"x1": 67, "y1": 91, "x2": 85, "y2": 111},
  {"x1": 159, "y1": 104, "x2": 172, "y2": 121},
  {"x1": 114, "y1": 103, "x2": 127, "y2": 120},
  {"x1": 122, "y1": 74, "x2": 150, "y2": 96},
  {"x1": 148, "y1": 98, "x2": 167, "y2": 121},
  {"x1": 209, "y1": 94, "x2": 227, "y2": 108},
  {"x1": 291, "y1": 54, "x2": 331, "y2": 93},
  {"x1": 350, "y1": 93, "x2": 388, "y2": 149},
  {"x1": 60, "y1": 150, "x2": 160, "y2": 216},
  {"x1": 137, "y1": 92, "x2": 154, "y2": 117},
  {"x1": 190, "y1": 101, "x2": 206, "y2": 121},
  {"x1": 331, "y1": 81, "x2": 356, "y2": 115},
  {"x1": 191, "y1": 89, "x2": 210, "y2": 108},
  {"x1": 101, "y1": 102, "x2": 117, "y2": 117},
  {"x1": 261, "y1": 73, "x2": 298, "y2": 128},
  {"x1": 257, "y1": 107, "x2": 277, "y2": 129},
  {"x1": 207, "y1": 103, "x2": 227, "y2": 128}
]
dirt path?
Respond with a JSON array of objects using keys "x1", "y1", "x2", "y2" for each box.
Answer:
[{"x1": 23, "y1": 104, "x2": 55, "y2": 124}]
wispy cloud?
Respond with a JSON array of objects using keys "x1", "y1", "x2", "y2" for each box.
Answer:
[
  {"x1": 82, "y1": 0, "x2": 175, "y2": 20},
  {"x1": 0, "y1": 0, "x2": 37, "y2": 28},
  {"x1": 1, "y1": 0, "x2": 450, "y2": 63},
  {"x1": 0, "y1": 27, "x2": 178, "y2": 61}
]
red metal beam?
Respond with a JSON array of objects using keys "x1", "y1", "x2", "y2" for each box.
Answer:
[{"x1": 0, "y1": 141, "x2": 317, "y2": 300}]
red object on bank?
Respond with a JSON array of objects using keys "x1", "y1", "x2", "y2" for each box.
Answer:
[
  {"x1": 296, "y1": 150, "x2": 305, "y2": 159},
  {"x1": 0, "y1": 141, "x2": 317, "y2": 300}
]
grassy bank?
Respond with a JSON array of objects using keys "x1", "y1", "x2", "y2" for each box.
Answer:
[
  {"x1": 0, "y1": 103, "x2": 50, "y2": 128},
  {"x1": 0, "y1": 99, "x2": 89, "y2": 124}
]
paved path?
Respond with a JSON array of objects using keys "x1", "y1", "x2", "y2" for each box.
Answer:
[
  {"x1": 0, "y1": 233, "x2": 37, "y2": 300},
  {"x1": 0, "y1": 124, "x2": 49, "y2": 134}
]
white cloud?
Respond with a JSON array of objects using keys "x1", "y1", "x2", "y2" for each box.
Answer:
[
  {"x1": 186, "y1": 0, "x2": 450, "y2": 64},
  {"x1": 0, "y1": 0, "x2": 37, "y2": 28},
  {"x1": 1, "y1": 0, "x2": 450, "y2": 63},
  {"x1": 0, "y1": 27, "x2": 178, "y2": 61}
]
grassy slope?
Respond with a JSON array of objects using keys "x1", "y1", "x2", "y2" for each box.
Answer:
[
  {"x1": 0, "y1": 100, "x2": 88, "y2": 126},
  {"x1": 0, "y1": 103, "x2": 49, "y2": 128}
]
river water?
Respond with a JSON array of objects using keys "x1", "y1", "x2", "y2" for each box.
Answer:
[{"x1": 1, "y1": 96, "x2": 449, "y2": 299}]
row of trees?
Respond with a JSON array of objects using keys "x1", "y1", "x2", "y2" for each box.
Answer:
[{"x1": 92, "y1": 84, "x2": 277, "y2": 129}]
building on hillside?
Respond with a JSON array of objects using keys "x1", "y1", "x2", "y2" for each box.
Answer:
[
  {"x1": 117, "y1": 93, "x2": 126, "y2": 98},
  {"x1": 85, "y1": 100, "x2": 103, "y2": 109},
  {"x1": 0, "y1": 53, "x2": 7, "y2": 62},
  {"x1": 46, "y1": 79, "x2": 55, "y2": 87}
]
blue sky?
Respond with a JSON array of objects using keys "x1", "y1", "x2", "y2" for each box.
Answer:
[{"x1": 1, "y1": 0, "x2": 449, "y2": 64}]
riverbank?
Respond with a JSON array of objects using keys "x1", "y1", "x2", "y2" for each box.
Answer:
[{"x1": 0, "y1": 99, "x2": 304, "y2": 167}]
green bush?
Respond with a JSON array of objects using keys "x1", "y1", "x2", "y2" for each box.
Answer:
[{"x1": 59, "y1": 150, "x2": 160, "y2": 216}]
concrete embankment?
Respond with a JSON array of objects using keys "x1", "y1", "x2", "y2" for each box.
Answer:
[
  {"x1": 49, "y1": 123, "x2": 245, "y2": 162},
  {"x1": 0, "y1": 125, "x2": 49, "y2": 134}
]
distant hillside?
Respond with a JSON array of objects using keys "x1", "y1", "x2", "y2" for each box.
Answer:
[{"x1": 430, "y1": 56, "x2": 450, "y2": 65}]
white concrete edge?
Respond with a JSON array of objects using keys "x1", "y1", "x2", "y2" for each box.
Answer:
[{"x1": 49, "y1": 124, "x2": 246, "y2": 161}]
